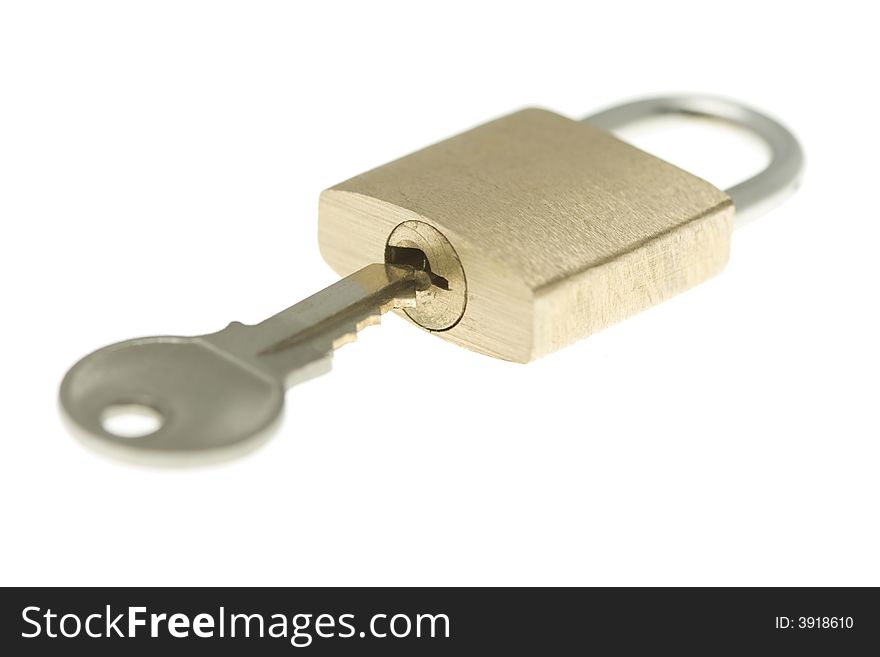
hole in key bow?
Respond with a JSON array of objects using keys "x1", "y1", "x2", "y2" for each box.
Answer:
[{"x1": 100, "y1": 403, "x2": 164, "y2": 439}]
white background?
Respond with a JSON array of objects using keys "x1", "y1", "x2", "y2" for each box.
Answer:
[{"x1": 1, "y1": 1, "x2": 877, "y2": 586}]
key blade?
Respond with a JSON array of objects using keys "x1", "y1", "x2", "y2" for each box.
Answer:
[
  {"x1": 260, "y1": 263, "x2": 426, "y2": 354},
  {"x1": 204, "y1": 263, "x2": 430, "y2": 387}
]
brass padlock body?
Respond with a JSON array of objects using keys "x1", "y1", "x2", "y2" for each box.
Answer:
[{"x1": 318, "y1": 109, "x2": 734, "y2": 362}]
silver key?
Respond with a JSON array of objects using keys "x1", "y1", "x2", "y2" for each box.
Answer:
[{"x1": 59, "y1": 264, "x2": 431, "y2": 464}]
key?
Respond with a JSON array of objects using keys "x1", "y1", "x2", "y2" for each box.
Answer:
[
  {"x1": 61, "y1": 95, "x2": 803, "y2": 464},
  {"x1": 60, "y1": 264, "x2": 431, "y2": 464}
]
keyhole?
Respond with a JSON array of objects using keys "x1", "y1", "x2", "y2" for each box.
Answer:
[{"x1": 385, "y1": 245, "x2": 450, "y2": 290}]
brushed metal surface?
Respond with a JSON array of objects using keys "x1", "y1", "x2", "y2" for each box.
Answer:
[
  {"x1": 321, "y1": 108, "x2": 735, "y2": 362},
  {"x1": 585, "y1": 95, "x2": 804, "y2": 227}
]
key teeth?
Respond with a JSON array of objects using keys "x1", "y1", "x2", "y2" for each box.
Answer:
[
  {"x1": 356, "y1": 314, "x2": 382, "y2": 332},
  {"x1": 330, "y1": 314, "x2": 382, "y2": 351},
  {"x1": 331, "y1": 333, "x2": 357, "y2": 350}
]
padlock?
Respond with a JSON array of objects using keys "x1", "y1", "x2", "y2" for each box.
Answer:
[{"x1": 318, "y1": 98, "x2": 800, "y2": 362}]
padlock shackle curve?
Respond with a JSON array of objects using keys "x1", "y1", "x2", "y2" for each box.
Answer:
[{"x1": 584, "y1": 95, "x2": 804, "y2": 228}]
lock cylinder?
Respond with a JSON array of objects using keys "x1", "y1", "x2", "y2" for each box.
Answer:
[{"x1": 384, "y1": 220, "x2": 467, "y2": 331}]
